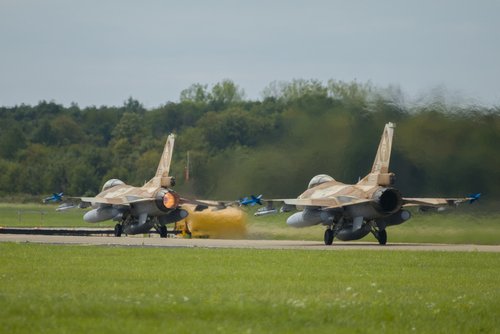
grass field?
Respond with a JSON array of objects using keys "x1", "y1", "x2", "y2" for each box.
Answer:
[
  {"x1": 1, "y1": 203, "x2": 500, "y2": 245},
  {"x1": 0, "y1": 203, "x2": 108, "y2": 228},
  {"x1": 0, "y1": 243, "x2": 499, "y2": 333}
]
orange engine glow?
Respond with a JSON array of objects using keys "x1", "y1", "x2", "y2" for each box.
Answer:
[{"x1": 163, "y1": 192, "x2": 179, "y2": 209}]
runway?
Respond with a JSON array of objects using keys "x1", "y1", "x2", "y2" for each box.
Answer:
[{"x1": 0, "y1": 233, "x2": 499, "y2": 252}]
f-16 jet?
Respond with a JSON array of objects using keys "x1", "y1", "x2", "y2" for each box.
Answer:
[
  {"x1": 61, "y1": 134, "x2": 224, "y2": 237},
  {"x1": 260, "y1": 123, "x2": 478, "y2": 245}
]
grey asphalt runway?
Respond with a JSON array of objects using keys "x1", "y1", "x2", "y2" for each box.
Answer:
[{"x1": 0, "y1": 233, "x2": 499, "y2": 252}]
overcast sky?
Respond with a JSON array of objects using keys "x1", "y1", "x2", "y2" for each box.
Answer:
[{"x1": 1, "y1": 0, "x2": 499, "y2": 107}]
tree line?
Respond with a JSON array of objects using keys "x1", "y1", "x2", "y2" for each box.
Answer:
[{"x1": 0, "y1": 79, "x2": 499, "y2": 201}]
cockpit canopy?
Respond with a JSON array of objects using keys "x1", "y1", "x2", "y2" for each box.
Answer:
[
  {"x1": 308, "y1": 174, "x2": 335, "y2": 189},
  {"x1": 102, "y1": 179, "x2": 125, "y2": 192}
]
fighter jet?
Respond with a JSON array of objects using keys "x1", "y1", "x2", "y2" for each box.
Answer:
[
  {"x1": 260, "y1": 123, "x2": 478, "y2": 245},
  {"x1": 62, "y1": 134, "x2": 223, "y2": 237}
]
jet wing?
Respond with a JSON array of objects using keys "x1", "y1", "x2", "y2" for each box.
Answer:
[
  {"x1": 180, "y1": 197, "x2": 238, "y2": 211},
  {"x1": 67, "y1": 195, "x2": 233, "y2": 210},
  {"x1": 402, "y1": 197, "x2": 472, "y2": 208},
  {"x1": 264, "y1": 196, "x2": 372, "y2": 210},
  {"x1": 80, "y1": 196, "x2": 151, "y2": 206}
]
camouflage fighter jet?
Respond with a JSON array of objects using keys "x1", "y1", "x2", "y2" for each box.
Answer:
[
  {"x1": 260, "y1": 122, "x2": 478, "y2": 245},
  {"x1": 64, "y1": 134, "x2": 222, "y2": 237}
]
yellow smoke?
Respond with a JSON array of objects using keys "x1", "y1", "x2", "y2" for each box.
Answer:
[{"x1": 175, "y1": 205, "x2": 247, "y2": 239}]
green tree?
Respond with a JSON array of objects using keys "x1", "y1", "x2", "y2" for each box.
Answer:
[
  {"x1": 262, "y1": 79, "x2": 327, "y2": 101},
  {"x1": 0, "y1": 125, "x2": 26, "y2": 159},
  {"x1": 50, "y1": 115, "x2": 84, "y2": 145},
  {"x1": 123, "y1": 97, "x2": 145, "y2": 114},
  {"x1": 210, "y1": 80, "x2": 245, "y2": 108},
  {"x1": 197, "y1": 108, "x2": 275, "y2": 150},
  {"x1": 180, "y1": 83, "x2": 210, "y2": 103},
  {"x1": 111, "y1": 112, "x2": 143, "y2": 145}
]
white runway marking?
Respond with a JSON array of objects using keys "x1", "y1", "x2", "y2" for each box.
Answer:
[{"x1": 0, "y1": 234, "x2": 499, "y2": 252}]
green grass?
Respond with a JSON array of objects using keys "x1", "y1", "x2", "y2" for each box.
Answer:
[
  {"x1": 0, "y1": 243, "x2": 499, "y2": 333},
  {"x1": 0, "y1": 203, "x2": 112, "y2": 228},
  {"x1": 1, "y1": 203, "x2": 499, "y2": 245}
]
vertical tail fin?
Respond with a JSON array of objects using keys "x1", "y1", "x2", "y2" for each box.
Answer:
[
  {"x1": 144, "y1": 134, "x2": 176, "y2": 189},
  {"x1": 357, "y1": 123, "x2": 395, "y2": 186},
  {"x1": 155, "y1": 134, "x2": 175, "y2": 178},
  {"x1": 371, "y1": 122, "x2": 395, "y2": 175}
]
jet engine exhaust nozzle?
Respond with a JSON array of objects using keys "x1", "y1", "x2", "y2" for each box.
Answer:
[
  {"x1": 372, "y1": 187, "x2": 402, "y2": 214},
  {"x1": 155, "y1": 189, "x2": 180, "y2": 212}
]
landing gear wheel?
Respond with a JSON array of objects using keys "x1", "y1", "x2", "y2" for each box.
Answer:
[
  {"x1": 114, "y1": 224, "x2": 122, "y2": 237},
  {"x1": 377, "y1": 229, "x2": 387, "y2": 245},
  {"x1": 159, "y1": 225, "x2": 168, "y2": 238},
  {"x1": 324, "y1": 229, "x2": 334, "y2": 245}
]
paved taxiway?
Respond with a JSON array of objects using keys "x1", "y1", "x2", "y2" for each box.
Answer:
[{"x1": 0, "y1": 234, "x2": 499, "y2": 252}]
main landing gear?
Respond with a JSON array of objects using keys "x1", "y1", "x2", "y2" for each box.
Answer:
[
  {"x1": 113, "y1": 222, "x2": 168, "y2": 238},
  {"x1": 324, "y1": 228, "x2": 334, "y2": 245},
  {"x1": 323, "y1": 223, "x2": 388, "y2": 245},
  {"x1": 368, "y1": 220, "x2": 387, "y2": 245},
  {"x1": 158, "y1": 225, "x2": 168, "y2": 238},
  {"x1": 374, "y1": 229, "x2": 387, "y2": 245},
  {"x1": 114, "y1": 223, "x2": 122, "y2": 237}
]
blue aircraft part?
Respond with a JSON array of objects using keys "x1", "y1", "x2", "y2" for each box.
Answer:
[
  {"x1": 239, "y1": 194, "x2": 263, "y2": 206},
  {"x1": 44, "y1": 192, "x2": 64, "y2": 203},
  {"x1": 251, "y1": 195, "x2": 263, "y2": 206},
  {"x1": 467, "y1": 193, "x2": 481, "y2": 204}
]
